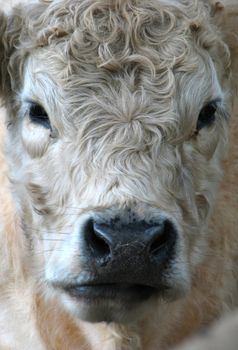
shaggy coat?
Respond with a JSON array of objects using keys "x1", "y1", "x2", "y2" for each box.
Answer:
[{"x1": 0, "y1": 0, "x2": 238, "y2": 349}]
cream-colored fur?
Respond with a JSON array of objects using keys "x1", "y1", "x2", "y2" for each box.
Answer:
[{"x1": 0, "y1": 0, "x2": 237, "y2": 349}]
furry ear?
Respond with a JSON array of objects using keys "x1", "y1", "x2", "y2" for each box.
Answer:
[
  {"x1": 0, "y1": 5, "x2": 29, "y2": 103},
  {"x1": 0, "y1": 2, "x2": 52, "y2": 104},
  {"x1": 211, "y1": 1, "x2": 238, "y2": 92},
  {"x1": 0, "y1": 11, "x2": 9, "y2": 98}
]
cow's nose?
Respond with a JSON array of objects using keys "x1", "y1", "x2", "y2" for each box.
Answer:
[{"x1": 83, "y1": 217, "x2": 177, "y2": 269}]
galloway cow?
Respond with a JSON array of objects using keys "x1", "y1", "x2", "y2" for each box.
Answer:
[{"x1": 0, "y1": 0, "x2": 237, "y2": 349}]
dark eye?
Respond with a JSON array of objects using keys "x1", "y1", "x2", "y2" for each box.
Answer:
[
  {"x1": 29, "y1": 103, "x2": 51, "y2": 129},
  {"x1": 197, "y1": 102, "x2": 218, "y2": 131}
]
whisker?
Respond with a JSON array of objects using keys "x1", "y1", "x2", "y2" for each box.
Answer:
[
  {"x1": 34, "y1": 250, "x2": 64, "y2": 255},
  {"x1": 38, "y1": 238, "x2": 66, "y2": 242},
  {"x1": 23, "y1": 225, "x2": 70, "y2": 235}
]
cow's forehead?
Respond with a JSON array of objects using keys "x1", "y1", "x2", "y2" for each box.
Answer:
[
  {"x1": 18, "y1": 0, "x2": 227, "y2": 139},
  {"x1": 10, "y1": 0, "x2": 230, "y2": 113},
  {"x1": 30, "y1": 0, "x2": 199, "y2": 73}
]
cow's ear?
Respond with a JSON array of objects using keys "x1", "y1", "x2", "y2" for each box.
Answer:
[
  {"x1": 0, "y1": 11, "x2": 8, "y2": 98},
  {"x1": 0, "y1": 8, "x2": 25, "y2": 102},
  {"x1": 211, "y1": 1, "x2": 238, "y2": 91}
]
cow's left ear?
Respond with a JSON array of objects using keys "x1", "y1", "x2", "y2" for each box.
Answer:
[{"x1": 211, "y1": 1, "x2": 238, "y2": 91}]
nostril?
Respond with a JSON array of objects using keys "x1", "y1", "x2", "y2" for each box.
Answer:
[
  {"x1": 93, "y1": 228, "x2": 111, "y2": 258},
  {"x1": 148, "y1": 220, "x2": 176, "y2": 256},
  {"x1": 149, "y1": 230, "x2": 167, "y2": 255},
  {"x1": 85, "y1": 220, "x2": 111, "y2": 259}
]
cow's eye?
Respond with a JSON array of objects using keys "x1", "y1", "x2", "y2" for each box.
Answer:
[
  {"x1": 29, "y1": 103, "x2": 51, "y2": 129},
  {"x1": 197, "y1": 102, "x2": 218, "y2": 131}
]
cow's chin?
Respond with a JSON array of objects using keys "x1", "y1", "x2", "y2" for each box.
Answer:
[{"x1": 53, "y1": 283, "x2": 182, "y2": 323}]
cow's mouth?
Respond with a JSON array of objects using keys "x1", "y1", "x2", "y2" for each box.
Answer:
[
  {"x1": 50, "y1": 274, "x2": 189, "y2": 323},
  {"x1": 53, "y1": 282, "x2": 159, "y2": 322},
  {"x1": 62, "y1": 283, "x2": 157, "y2": 303}
]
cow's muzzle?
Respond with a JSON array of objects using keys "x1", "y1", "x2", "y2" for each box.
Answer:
[{"x1": 57, "y1": 211, "x2": 178, "y2": 322}]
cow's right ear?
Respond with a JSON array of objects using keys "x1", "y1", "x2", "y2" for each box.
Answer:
[
  {"x1": 0, "y1": 8, "x2": 25, "y2": 102},
  {"x1": 0, "y1": 11, "x2": 8, "y2": 98}
]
